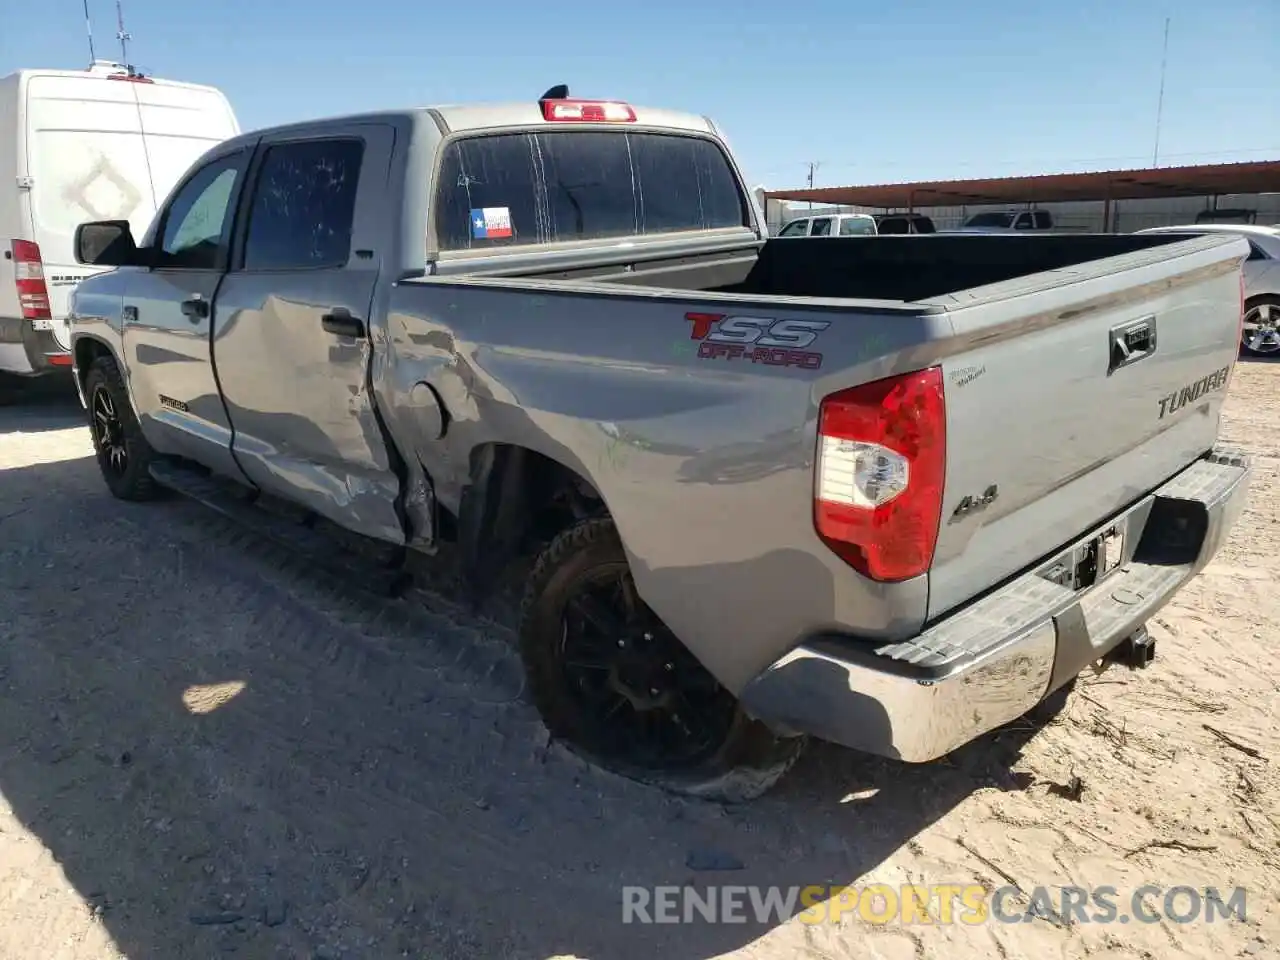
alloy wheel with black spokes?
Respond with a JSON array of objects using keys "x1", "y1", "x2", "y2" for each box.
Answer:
[
  {"x1": 91, "y1": 383, "x2": 129, "y2": 477},
  {"x1": 82, "y1": 355, "x2": 158, "y2": 501},
  {"x1": 558, "y1": 562, "x2": 738, "y2": 771},
  {"x1": 1242, "y1": 297, "x2": 1280, "y2": 357},
  {"x1": 519, "y1": 517, "x2": 805, "y2": 801}
]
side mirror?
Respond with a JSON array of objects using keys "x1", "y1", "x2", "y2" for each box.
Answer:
[{"x1": 74, "y1": 220, "x2": 140, "y2": 267}]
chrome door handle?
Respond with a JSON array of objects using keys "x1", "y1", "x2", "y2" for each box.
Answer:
[{"x1": 181, "y1": 297, "x2": 209, "y2": 322}]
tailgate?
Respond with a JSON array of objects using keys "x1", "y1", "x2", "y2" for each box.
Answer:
[{"x1": 926, "y1": 234, "x2": 1247, "y2": 620}]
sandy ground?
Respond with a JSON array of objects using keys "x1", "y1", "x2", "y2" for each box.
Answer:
[{"x1": 0, "y1": 365, "x2": 1277, "y2": 960}]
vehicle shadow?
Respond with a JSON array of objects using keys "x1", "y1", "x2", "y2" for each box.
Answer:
[
  {"x1": 0, "y1": 454, "x2": 1058, "y2": 960},
  {"x1": 0, "y1": 372, "x2": 85, "y2": 433}
]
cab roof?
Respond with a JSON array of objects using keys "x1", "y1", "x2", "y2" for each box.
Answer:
[
  {"x1": 213, "y1": 99, "x2": 718, "y2": 150},
  {"x1": 429, "y1": 101, "x2": 715, "y2": 135}
]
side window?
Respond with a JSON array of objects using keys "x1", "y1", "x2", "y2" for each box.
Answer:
[
  {"x1": 778, "y1": 219, "x2": 810, "y2": 237},
  {"x1": 810, "y1": 217, "x2": 833, "y2": 236},
  {"x1": 839, "y1": 217, "x2": 874, "y2": 236},
  {"x1": 1014, "y1": 213, "x2": 1033, "y2": 229},
  {"x1": 1033, "y1": 210, "x2": 1052, "y2": 229},
  {"x1": 1247, "y1": 242, "x2": 1268, "y2": 262},
  {"x1": 157, "y1": 154, "x2": 244, "y2": 270},
  {"x1": 242, "y1": 138, "x2": 365, "y2": 271},
  {"x1": 877, "y1": 217, "x2": 906, "y2": 234}
]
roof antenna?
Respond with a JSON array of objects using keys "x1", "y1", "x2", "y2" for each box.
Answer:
[
  {"x1": 83, "y1": 0, "x2": 97, "y2": 65},
  {"x1": 115, "y1": 0, "x2": 133, "y2": 69},
  {"x1": 540, "y1": 84, "x2": 569, "y2": 102}
]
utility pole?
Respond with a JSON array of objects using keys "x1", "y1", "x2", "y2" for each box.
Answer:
[
  {"x1": 115, "y1": 0, "x2": 132, "y2": 67},
  {"x1": 806, "y1": 161, "x2": 820, "y2": 211},
  {"x1": 1152, "y1": 17, "x2": 1171, "y2": 167}
]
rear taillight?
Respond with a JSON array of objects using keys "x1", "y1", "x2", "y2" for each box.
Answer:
[
  {"x1": 814, "y1": 367, "x2": 946, "y2": 582},
  {"x1": 10, "y1": 240, "x2": 51, "y2": 321},
  {"x1": 541, "y1": 99, "x2": 636, "y2": 123},
  {"x1": 1239, "y1": 270, "x2": 1246, "y2": 346}
]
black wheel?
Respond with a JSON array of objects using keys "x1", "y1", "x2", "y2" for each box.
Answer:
[
  {"x1": 519, "y1": 517, "x2": 804, "y2": 801},
  {"x1": 1241, "y1": 296, "x2": 1280, "y2": 358},
  {"x1": 83, "y1": 355, "x2": 159, "y2": 501}
]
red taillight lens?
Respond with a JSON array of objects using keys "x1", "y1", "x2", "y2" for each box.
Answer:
[
  {"x1": 1239, "y1": 270, "x2": 1246, "y2": 346},
  {"x1": 541, "y1": 99, "x2": 636, "y2": 123},
  {"x1": 11, "y1": 239, "x2": 51, "y2": 321},
  {"x1": 814, "y1": 367, "x2": 946, "y2": 582}
]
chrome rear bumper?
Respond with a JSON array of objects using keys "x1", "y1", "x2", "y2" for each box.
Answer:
[{"x1": 739, "y1": 448, "x2": 1251, "y2": 762}]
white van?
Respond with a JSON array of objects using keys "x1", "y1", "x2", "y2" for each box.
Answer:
[{"x1": 0, "y1": 62, "x2": 239, "y2": 377}]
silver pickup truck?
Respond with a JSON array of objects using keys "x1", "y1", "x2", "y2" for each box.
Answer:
[{"x1": 67, "y1": 90, "x2": 1252, "y2": 800}]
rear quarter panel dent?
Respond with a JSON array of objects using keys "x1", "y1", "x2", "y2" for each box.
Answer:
[{"x1": 376, "y1": 292, "x2": 933, "y2": 691}]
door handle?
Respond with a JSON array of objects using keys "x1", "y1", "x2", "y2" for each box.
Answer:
[
  {"x1": 1108, "y1": 315, "x2": 1157, "y2": 375},
  {"x1": 322, "y1": 310, "x2": 365, "y2": 338},
  {"x1": 180, "y1": 296, "x2": 209, "y2": 322}
]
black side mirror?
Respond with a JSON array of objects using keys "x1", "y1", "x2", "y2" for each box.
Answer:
[{"x1": 74, "y1": 220, "x2": 140, "y2": 267}]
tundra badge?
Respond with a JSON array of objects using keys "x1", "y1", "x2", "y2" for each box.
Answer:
[{"x1": 1157, "y1": 365, "x2": 1231, "y2": 419}]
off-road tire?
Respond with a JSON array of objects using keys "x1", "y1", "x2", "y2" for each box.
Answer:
[
  {"x1": 518, "y1": 517, "x2": 805, "y2": 802},
  {"x1": 83, "y1": 355, "x2": 160, "y2": 501}
]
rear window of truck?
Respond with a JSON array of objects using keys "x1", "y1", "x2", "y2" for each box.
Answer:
[{"x1": 434, "y1": 131, "x2": 748, "y2": 251}]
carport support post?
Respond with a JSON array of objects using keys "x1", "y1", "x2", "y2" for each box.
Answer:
[{"x1": 1102, "y1": 195, "x2": 1112, "y2": 234}]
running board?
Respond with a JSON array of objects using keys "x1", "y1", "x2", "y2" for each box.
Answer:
[{"x1": 147, "y1": 460, "x2": 411, "y2": 598}]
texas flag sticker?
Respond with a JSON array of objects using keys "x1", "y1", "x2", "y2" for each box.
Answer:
[{"x1": 470, "y1": 207, "x2": 513, "y2": 240}]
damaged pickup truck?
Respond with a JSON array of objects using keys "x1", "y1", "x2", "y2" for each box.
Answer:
[{"x1": 68, "y1": 90, "x2": 1252, "y2": 800}]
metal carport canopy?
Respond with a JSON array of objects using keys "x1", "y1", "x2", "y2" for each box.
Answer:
[{"x1": 763, "y1": 159, "x2": 1280, "y2": 208}]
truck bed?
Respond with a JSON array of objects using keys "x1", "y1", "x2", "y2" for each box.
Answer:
[
  {"x1": 456, "y1": 232, "x2": 1195, "y2": 302},
  {"x1": 392, "y1": 232, "x2": 1246, "y2": 690}
]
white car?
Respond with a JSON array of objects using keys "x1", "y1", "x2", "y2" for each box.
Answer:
[
  {"x1": 1137, "y1": 224, "x2": 1280, "y2": 357},
  {"x1": 0, "y1": 61, "x2": 239, "y2": 378},
  {"x1": 775, "y1": 213, "x2": 877, "y2": 237}
]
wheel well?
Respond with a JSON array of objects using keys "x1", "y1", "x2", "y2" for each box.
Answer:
[
  {"x1": 73, "y1": 337, "x2": 113, "y2": 389},
  {"x1": 455, "y1": 443, "x2": 605, "y2": 600}
]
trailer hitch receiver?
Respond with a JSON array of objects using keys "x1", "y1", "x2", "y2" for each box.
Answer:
[{"x1": 1115, "y1": 625, "x2": 1157, "y2": 669}]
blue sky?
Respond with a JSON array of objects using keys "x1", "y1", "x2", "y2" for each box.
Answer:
[{"x1": 3, "y1": 0, "x2": 1276, "y2": 190}]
